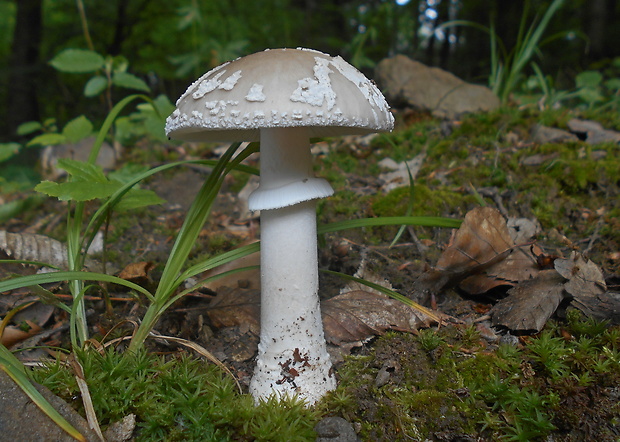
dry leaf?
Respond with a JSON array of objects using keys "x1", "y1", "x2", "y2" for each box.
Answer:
[
  {"x1": 555, "y1": 252, "x2": 619, "y2": 323},
  {"x1": 204, "y1": 287, "x2": 261, "y2": 334},
  {"x1": 0, "y1": 321, "x2": 43, "y2": 348},
  {"x1": 554, "y1": 252, "x2": 606, "y2": 297},
  {"x1": 322, "y1": 290, "x2": 434, "y2": 345},
  {"x1": 490, "y1": 270, "x2": 566, "y2": 333},
  {"x1": 117, "y1": 261, "x2": 154, "y2": 282},
  {"x1": 433, "y1": 207, "x2": 539, "y2": 295}
]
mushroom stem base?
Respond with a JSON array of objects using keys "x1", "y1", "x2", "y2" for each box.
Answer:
[{"x1": 249, "y1": 200, "x2": 335, "y2": 404}]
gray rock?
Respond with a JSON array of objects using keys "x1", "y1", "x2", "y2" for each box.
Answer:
[
  {"x1": 567, "y1": 118, "x2": 620, "y2": 144},
  {"x1": 531, "y1": 124, "x2": 578, "y2": 144},
  {"x1": 375, "y1": 55, "x2": 500, "y2": 119},
  {"x1": 0, "y1": 370, "x2": 99, "y2": 441},
  {"x1": 315, "y1": 416, "x2": 360, "y2": 442},
  {"x1": 40, "y1": 136, "x2": 118, "y2": 180}
]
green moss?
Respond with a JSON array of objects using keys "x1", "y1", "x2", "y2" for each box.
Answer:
[
  {"x1": 32, "y1": 349, "x2": 319, "y2": 441},
  {"x1": 324, "y1": 318, "x2": 620, "y2": 440}
]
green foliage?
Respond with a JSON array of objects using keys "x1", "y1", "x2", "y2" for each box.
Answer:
[
  {"x1": 520, "y1": 56, "x2": 620, "y2": 111},
  {"x1": 49, "y1": 48, "x2": 150, "y2": 102},
  {"x1": 35, "y1": 158, "x2": 164, "y2": 211},
  {"x1": 115, "y1": 95, "x2": 176, "y2": 143},
  {"x1": 49, "y1": 48, "x2": 105, "y2": 73},
  {"x1": 27, "y1": 115, "x2": 93, "y2": 147},
  {"x1": 441, "y1": 0, "x2": 567, "y2": 105}
]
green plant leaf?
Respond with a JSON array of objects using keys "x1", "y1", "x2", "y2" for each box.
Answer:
[
  {"x1": 83, "y1": 75, "x2": 107, "y2": 97},
  {"x1": 114, "y1": 188, "x2": 165, "y2": 212},
  {"x1": 0, "y1": 143, "x2": 21, "y2": 162},
  {"x1": 35, "y1": 180, "x2": 120, "y2": 201},
  {"x1": 56, "y1": 158, "x2": 108, "y2": 183},
  {"x1": 16, "y1": 121, "x2": 43, "y2": 136},
  {"x1": 576, "y1": 71, "x2": 603, "y2": 88},
  {"x1": 27, "y1": 133, "x2": 66, "y2": 147},
  {"x1": 49, "y1": 48, "x2": 105, "y2": 74},
  {"x1": 112, "y1": 72, "x2": 150, "y2": 92},
  {"x1": 603, "y1": 78, "x2": 620, "y2": 91},
  {"x1": 62, "y1": 116, "x2": 93, "y2": 143}
]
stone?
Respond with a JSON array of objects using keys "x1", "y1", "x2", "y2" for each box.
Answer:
[
  {"x1": 531, "y1": 124, "x2": 578, "y2": 144},
  {"x1": 0, "y1": 370, "x2": 99, "y2": 441},
  {"x1": 315, "y1": 416, "x2": 360, "y2": 442},
  {"x1": 374, "y1": 55, "x2": 500, "y2": 119}
]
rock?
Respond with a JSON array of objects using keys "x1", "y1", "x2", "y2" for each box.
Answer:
[
  {"x1": 0, "y1": 370, "x2": 99, "y2": 441},
  {"x1": 567, "y1": 118, "x2": 620, "y2": 144},
  {"x1": 40, "y1": 136, "x2": 118, "y2": 180},
  {"x1": 374, "y1": 55, "x2": 500, "y2": 119},
  {"x1": 315, "y1": 416, "x2": 360, "y2": 442},
  {"x1": 531, "y1": 124, "x2": 578, "y2": 144}
]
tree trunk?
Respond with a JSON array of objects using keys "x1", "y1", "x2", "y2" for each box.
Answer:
[{"x1": 6, "y1": 0, "x2": 43, "y2": 138}]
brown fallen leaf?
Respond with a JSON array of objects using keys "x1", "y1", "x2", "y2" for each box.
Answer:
[
  {"x1": 203, "y1": 287, "x2": 261, "y2": 334},
  {"x1": 554, "y1": 252, "x2": 606, "y2": 297},
  {"x1": 555, "y1": 252, "x2": 619, "y2": 324},
  {"x1": 490, "y1": 270, "x2": 566, "y2": 333},
  {"x1": 0, "y1": 321, "x2": 43, "y2": 348},
  {"x1": 117, "y1": 261, "x2": 154, "y2": 283},
  {"x1": 415, "y1": 207, "x2": 540, "y2": 297},
  {"x1": 322, "y1": 290, "x2": 435, "y2": 345}
]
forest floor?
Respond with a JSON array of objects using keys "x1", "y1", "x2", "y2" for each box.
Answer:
[{"x1": 1, "y1": 106, "x2": 619, "y2": 440}]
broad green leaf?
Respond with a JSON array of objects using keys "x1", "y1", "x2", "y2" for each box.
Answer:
[
  {"x1": 35, "y1": 180, "x2": 120, "y2": 201},
  {"x1": 603, "y1": 78, "x2": 620, "y2": 91},
  {"x1": 0, "y1": 143, "x2": 21, "y2": 162},
  {"x1": 55, "y1": 158, "x2": 108, "y2": 183},
  {"x1": 27, "y1": 133, "x2": 66, "y2": 147},
  {"x1": 111, "y1": 55, "x2": 129, "y2": 73},
  {"x1": 577, "y1": 87, "x2": 604, "y2": 104},
  {"x1": 16, "y1": 121, "x2": 42, "y2": 136},
  {"x1": 62, "y1": 116, "x2": 93, "y2": 143},
  {"x1": 49, "y1": 48, "x2": 105, "y2": 74},
  {"x1": 114, "y1": 188, "x2": 165, "y2": 212},
  {"x1": 112, "y1": 72, "x2": 150, "y2": 92},
  {"x1": 576, "y1": 71, "x2": 603, "y2": 89},
  {"x1": 83, "y1": 75, "x2": 107, "y2": 97}
]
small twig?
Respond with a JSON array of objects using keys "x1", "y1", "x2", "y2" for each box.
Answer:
[
  {"x1": 583, "y1": 216, "x2": 605, "y2": 257},
  {"x1": 75, "y1": 0, "x2": 95, "y2": 51},
  {"x1": 407, "y1": 226, "x2": 429, "y2": 255}
]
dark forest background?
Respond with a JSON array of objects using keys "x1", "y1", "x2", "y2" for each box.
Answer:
[{"x1": 1, "y1": 0, "x2": 618, "y2": 141}]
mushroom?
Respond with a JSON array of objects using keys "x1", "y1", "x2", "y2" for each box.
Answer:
[{"x1": 166, "y1": 48, "x2": 393, "y2": 404}]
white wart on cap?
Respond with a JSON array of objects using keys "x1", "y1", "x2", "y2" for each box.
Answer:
[{"x1": 165, "y1": 48, "x2": 394, "y2": 142}]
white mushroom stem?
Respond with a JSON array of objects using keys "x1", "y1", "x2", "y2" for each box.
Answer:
[{"x1": 248, "y1": 127, "x2": 336, "y2": 404}]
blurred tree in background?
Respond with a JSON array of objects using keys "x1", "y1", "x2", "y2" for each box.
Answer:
[{"x1": 1, "y1": 0, "x2": 618, "y2": 140}]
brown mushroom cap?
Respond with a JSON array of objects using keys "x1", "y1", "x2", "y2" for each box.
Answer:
[{"x1": 165, "y1": 48, "x2": 394, "y2": 142}]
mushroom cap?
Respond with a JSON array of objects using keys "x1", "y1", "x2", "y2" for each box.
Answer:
[{"x1": 165, "y1": 48, "x2": 394, "y2": 142}]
